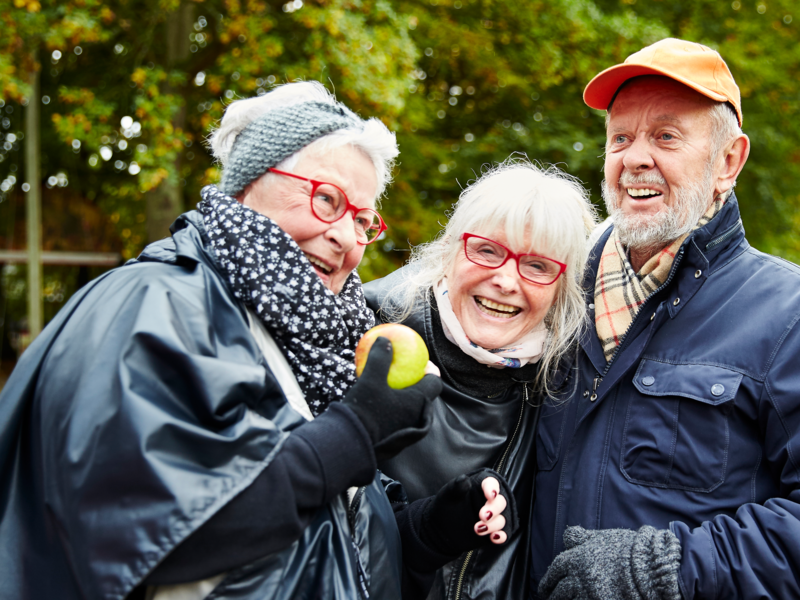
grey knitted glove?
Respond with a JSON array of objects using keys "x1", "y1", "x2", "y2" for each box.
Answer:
[{"x1": 538, "y1": 525, "x2": 682, "y2": 600}]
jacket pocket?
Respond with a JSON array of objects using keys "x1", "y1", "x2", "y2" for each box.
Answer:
[{"x1": 620, "y1": 359, "x2": 741, "y2": 492}]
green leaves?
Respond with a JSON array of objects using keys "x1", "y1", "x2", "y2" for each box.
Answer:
[
  {"x1": 1, "y1": 0, "x2": 799, "y2": 288},
  {"x1": 366, "y1": 0, "x2": 670, "y2": 280}
]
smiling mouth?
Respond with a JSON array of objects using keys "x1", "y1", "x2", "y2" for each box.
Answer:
[
  {"x1": 627, "y1": 188, "x2": 663, "y2": 199},
  {"x1": 304, "y1": 253, "x2": 333, "y2": 274},
  {"x1": 475, "y1": 296, "x2": 522, "y2": 319}
]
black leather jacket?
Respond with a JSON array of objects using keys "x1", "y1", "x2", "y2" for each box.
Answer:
[{"x1": 365, "y1": 268, "x2": 539, "y2": 600}]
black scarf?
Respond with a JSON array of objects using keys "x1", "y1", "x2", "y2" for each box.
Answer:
[{"x1": 198, "y1": 185, "x2": 375, "y2": 416}]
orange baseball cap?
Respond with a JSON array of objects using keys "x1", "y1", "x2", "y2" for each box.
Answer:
[{"x1": 583, "y1": 38, "x2": 742, "y2": 126}]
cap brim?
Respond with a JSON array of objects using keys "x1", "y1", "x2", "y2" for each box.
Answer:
[{"x1": 584, "y1": 63, "x2": 728, "y2": 111}]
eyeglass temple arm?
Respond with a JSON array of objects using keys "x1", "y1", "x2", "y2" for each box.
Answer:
[{"x1": 268, "y1": 168, "x2": 311, "y2": 183}]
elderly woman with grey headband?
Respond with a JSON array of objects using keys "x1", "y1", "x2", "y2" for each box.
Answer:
[
  {"x1": 0, "y1": 81, "x2": 516, "y2": 600},
  {"x1": 364, "y1": 158, "x2": 597, "y2": 600}
]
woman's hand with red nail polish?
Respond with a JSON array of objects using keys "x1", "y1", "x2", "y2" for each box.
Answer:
[
  {"x1": 473, "y1": 476, "x2": 508, "y2": 544},
  {"x1": 416, "y1": 468, "x2": 517, "y2": 557}
]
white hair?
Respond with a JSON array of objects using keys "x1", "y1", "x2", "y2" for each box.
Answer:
[
  {"x1": 208, "y1": 81, "x2": 398, "y2": 198},
  {"x1": 708, "y1": 102, "x2": 742, "y2": 200},
  {"x1": 602, "y1": 162, "x2": 714, "y2": 255},
  {"x1": 381, "y1": 156, "x2": 598, "y2": 397}
]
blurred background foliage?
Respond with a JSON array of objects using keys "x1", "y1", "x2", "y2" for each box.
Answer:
[{"x1": 1, "y1": 0, "x2": 799, "y2": 372}]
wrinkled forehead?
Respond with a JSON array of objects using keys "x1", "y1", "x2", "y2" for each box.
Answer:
[
  {"x1": 293, "y1": 144, "x2": 379, "y2": 207},
  {"x1": 607, "y1": 76, "x2": 717, "y2": 129}
]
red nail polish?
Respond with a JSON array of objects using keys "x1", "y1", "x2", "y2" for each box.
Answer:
[
  {"x1": 477, "y1": 524, "x2": 488, "y2": 533},
  {"x1": 492, "y1": 490, "x2": 498, "y2": 499},
  {"x1": 484, "y1": 511, "x2": 493, "y2": 520},
  {"x1": 492, "y1": 533, "x2": 501, "y2": 540}
]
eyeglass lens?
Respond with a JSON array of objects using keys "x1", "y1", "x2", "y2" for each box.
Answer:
[
  {"x1": 464, "y1": 237, "x2": 562, "y2": 283},
  {"x1": 311, "y1": 183, "x2": 382, "y2": 243}
]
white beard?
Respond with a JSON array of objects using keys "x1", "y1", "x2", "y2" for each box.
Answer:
[{"x1": 602, "y1": 166, "x2": 714, "y2": 256}]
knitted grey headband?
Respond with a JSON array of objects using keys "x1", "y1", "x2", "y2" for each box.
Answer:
[{"x1": 219, "y1": 101, "x2": 365, "y2": 197}]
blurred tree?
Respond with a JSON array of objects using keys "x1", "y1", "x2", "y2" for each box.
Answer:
[
  {"x1": 374, "y1": 0, "x2": 670, "y2": 276},
  {"x1": 0, "y1": 0, "x2": 418, "y2": 259},
  {"x1": 0, "y1": 0, "x2": 418, "y2": 358},
  {"x1": 0, "y1": 0, "x2": 111, "y2": 341},
  {"x1": 0, "y1": 0, "x2": 799, "y2": 338}
]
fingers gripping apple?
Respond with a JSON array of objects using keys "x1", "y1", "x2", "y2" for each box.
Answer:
[{"x1": 355, "y1": 324, "x2": 430, "y2": 389}]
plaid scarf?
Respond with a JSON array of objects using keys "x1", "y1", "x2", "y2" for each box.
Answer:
[{"x1": 594, "y1": 199, "x2": 723, "y2": 361}]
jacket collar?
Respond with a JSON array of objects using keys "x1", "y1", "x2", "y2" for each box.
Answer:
[
  {"x1": 683, "y1": 193, "x2": 746, "y2": 266},
  {"x1": 584, "y1": 193, "x2": 745, "y2": 291},
  {"x1": 137, "y1": 210, "x2": 220, "y2": 270},
  {"x1": 580, "y1": 193, "x2": 748, "y2": 377}
]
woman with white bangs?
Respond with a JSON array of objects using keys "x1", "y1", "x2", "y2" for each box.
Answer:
[{"x1": 364, "y1": 157, "x2": 597, "y2": 600}]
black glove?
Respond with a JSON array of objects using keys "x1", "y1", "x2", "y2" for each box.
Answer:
[
  {"x1": 343, "y1": 337, "x2": 441, "y2": 463},
  {"x1": 418, "y1": 468, "x2": 518, "y2": 557},
  {"x1": 538, "y1": 525, "x2": 682, "y2": 600}
]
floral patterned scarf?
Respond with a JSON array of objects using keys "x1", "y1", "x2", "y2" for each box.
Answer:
[{"x1": 198, "y1": 185, "x2": 375, "y2": 416}]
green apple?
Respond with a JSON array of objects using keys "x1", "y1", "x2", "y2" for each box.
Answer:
[{"x1": 355, "y1": 323, "x2": 430, "y2": 389}]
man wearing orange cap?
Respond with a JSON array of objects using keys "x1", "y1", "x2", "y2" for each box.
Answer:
[{"x1": 532, "y1": 38, "x2": 800, "y2": 599}]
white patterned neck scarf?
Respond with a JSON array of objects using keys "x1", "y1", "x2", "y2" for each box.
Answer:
[
  {"x1": 198, "y1": 185, "x2": 375, "y2": 416},
  {"x1": 433, "y1": 278, "x2": 547, "y2": 369}
]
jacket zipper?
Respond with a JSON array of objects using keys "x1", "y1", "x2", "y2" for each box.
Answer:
[
  {"x1": 494, "y1": 384, "x2": 528, "y2": 474},
  {"x1": 347, "y1": 486, "x2": 370, "y2": 599},
  {"x1": 705, "y1": 219, "x2": 742, "y2": 251},
  {"x1": 451, "y1": 384, "x2": 528, "y2": 600},
  {"x1": 452, "y1": 550, "x2": 474, "y2": 600}
]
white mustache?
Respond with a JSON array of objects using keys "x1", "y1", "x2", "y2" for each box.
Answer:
[{"x1": 619, "y1": 171, "x2": 667, "y2": 187}]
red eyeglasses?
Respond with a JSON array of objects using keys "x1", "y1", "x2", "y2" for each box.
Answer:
[
  {"x1": 461, "y1": 233, "x2": 567, "y2": 285},
  {"x1": 268, "y1": 168, "x2": 387, "y2": 245}
]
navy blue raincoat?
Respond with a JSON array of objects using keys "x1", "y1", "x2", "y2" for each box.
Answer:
[
  {"x1": 0, "y1": 212, "x2": 402, "y2": 599},
  {"x1": 530, "y1": 195, "x2": 800, "y2": 599}
]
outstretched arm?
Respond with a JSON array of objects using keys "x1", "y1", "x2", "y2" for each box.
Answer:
[{"x1": 145, "y1": 402, "x2": 376, "y2": 584}]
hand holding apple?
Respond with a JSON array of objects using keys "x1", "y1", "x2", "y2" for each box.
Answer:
[
  {"x1": 355, "y1": 323, "x2": 430, "y2": 389},
  {"x1": 343, "y1": 335, "x2": 442, "y2": 463}
]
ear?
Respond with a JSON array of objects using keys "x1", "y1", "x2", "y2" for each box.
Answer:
[
  {"x1": 714, "y1": 134, "x2": 750, "y2": 198},
  {"x1": 236, "y1": 183, "x2": 253, "y2": 205},
  {"x1": 238, "y1": 173, "x2": 269, "y2": 206}
]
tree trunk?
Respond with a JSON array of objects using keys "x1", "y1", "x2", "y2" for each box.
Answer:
[
  {"x1": 146, "y1": 2, "x2": 193, "y2": 243},
  {"x1": 25, "y1": 65, "x2": 42, "y2": 340}
]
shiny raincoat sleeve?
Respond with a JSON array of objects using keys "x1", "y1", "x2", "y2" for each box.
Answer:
[
  {"x1": 672, "y1": 316, "x2": 800, "y2": 599},
  {"x1": 25, "y1": 258, "x2": 300, "y2": 599}
]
